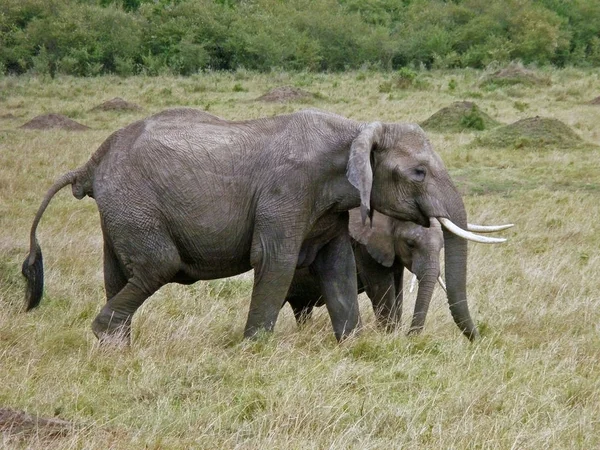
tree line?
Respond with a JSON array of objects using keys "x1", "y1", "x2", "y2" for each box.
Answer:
[{"x1": 1, "y1": 0, "x2": 600, "y2": 76}]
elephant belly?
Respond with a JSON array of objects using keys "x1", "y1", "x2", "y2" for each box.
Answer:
[
  {"x1": 173, "y1": 262, "x2": 252, "y2": 283},
  {"x1": 171, "y1": 228, "x2": 254, "y2": 281}
]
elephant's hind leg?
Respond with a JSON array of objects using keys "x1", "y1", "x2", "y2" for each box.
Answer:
[
  {"x1": 92, "y1": 238, "x2": 180, "y2": 346},
  {"x1": 92, "y1": 280, "x2": 154, "y2": 346},
  {"x1": 103, "y1": 238, "x2": 128, "y2": 300}
]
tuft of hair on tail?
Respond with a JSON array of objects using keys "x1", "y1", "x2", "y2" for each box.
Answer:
[{"x1": 22, "y1": 240, "x2": 44, "y2": 311}]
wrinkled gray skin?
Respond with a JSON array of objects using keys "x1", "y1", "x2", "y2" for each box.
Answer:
[
  {"x1": 286, "y1": 211, "x2": 446, "y2": 335},
  {"x1": 22, "y1": 108, "x2": 477, "y2": 345}
]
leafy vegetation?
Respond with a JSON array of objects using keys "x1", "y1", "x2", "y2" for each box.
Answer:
[
  {"x1": 1, "y1": 68, "x2": 600, "y2": 447},
  {"x1": 2, "y1": 0, "x2": 600, "y2": 76}
]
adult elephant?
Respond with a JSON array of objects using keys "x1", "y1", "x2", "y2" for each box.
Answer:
[
  {"x1": 286, "y1": 210, "x2": 512, "y2": 338},
  {"x1": 22, "y1": 108, "x2": 503, "y2": 345}
]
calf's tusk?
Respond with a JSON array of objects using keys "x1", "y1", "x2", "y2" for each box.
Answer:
[
  {"x1": 409, "y1": 274, "x2": 447, "y2": 294},
  {"x1": 438, "y1": 217, "x2": 507, "y2": 244},
  {"x1": 438, "y1": 276, "x2": 447, "y2": 293},
  {"x1": 409, "y1": 274, "x2": 417, "y2": 293}
]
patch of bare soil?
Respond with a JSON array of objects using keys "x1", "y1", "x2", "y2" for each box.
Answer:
[
  {"x1": 0, "y1": 407, "x2": 74, "y2": 438},
  {"x1": 256, "y1": 86, "x2": 314, "y2": 102},
  {"x1": 91, "y1": 97, "x2": 141, "y2": 111},
  {"x1": 19, "y1": 114, "x2": 90, "y2": 131}
]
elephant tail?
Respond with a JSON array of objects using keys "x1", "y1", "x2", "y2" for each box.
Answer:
[{"x1": 22, "y1": 168, "x2": 89, "y2": 310}]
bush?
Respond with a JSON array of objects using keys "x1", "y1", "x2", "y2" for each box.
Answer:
[
  {"x1": 2, "y1": 0, "x2": 600, "y2": 74},
  {"x1": 460, "y1": 106, "x2": 486, "y2": 131},
  {"x1": 394, "y1": 67, "x2": 417, "y2": 88}
]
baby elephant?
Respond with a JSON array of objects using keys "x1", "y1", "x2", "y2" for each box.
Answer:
[{"x1": 286, "y1": 209, "x2": 509, "y2": 335}]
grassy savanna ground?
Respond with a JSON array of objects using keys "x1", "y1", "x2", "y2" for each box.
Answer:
[{"x1": 1, "y1": 67, "x2": 599, "y2": 449}]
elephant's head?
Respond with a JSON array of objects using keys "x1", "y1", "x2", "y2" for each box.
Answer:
[
  {"x1": 394, "y1": 218, "x2": 445, "y2": 334},
  {"x1": 394, "y1": 218, "x2": 444, "y2": 279},
  {"x1": 346, "y1": 122, "x2": 504, "y2": 340},
  {"x1": 349, "y1": 211, "x2": 445, "y2": 334}
]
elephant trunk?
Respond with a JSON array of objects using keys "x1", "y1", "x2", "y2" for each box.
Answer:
[
  {"x1": 441, "y1": 194, "x2": 479, "y2": 341},
  {"x1": 408, "y1": 270, "x2": 438, "y2": 335}
]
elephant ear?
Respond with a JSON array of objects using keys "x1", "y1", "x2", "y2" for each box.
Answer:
[
  {"x1": 346, "y1": 122, "x2": 383, "y2": 225},
  {"x1": 349, "y1": 209, "x2": 395, "y2": 267}
]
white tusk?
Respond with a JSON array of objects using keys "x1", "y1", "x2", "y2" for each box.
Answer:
[
  {"x1": 438, "y1": 217, "x2": 507, "y2": 244},
  {"x1": 411, "y1": 274, "x2": 446, "y2": 293},
  {"x1": 467, "y1": 223, "x2": 515, "y2": 233},
  {"x1": 438, "y1": 276, "x2": 447, "y2": 294},
  {"x1": 409, "y1": 274, "x2": 417, "y2": 293}
]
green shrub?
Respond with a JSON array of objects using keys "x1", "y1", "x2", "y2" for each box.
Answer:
[
  {"x1": 3, "y1": 0, "x2": 600, "y2": 74},
  {"x1": 394, "y1": 67, "x2": 417, "y2": 88},
  {"x1": 114, "y1": 55, "x2": 136, "y2": 77},
  {"x1": 460, "y1": 105, "x2": 486, "y2": 131}
]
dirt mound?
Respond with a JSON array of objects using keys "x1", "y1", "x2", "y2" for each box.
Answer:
[
  {"x1": 480, "y1": 62, "x2": 551, "y2": 87},
  {"x1": 19, "y1": 114, "x2": 89, "y2": 131},
  {"x1": 420, "y1": 101, "x2": 501, "y2": 132},
  {"x1": 256, "y1": 86, "x2": 314, "y2": 102},
  {"x1": 476, "y1": 116, "x2": 583, "y2": 149},
  {"x1": 91, "y1": 97, "x2": 141, "y2": 111},
  {"x1": 0, "y1": 407, "x2": 74, "y2": 437}
]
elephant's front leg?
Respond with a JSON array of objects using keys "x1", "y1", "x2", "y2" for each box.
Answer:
[
  {"x1": 355, "y1": 245, "x2": 401, "y2": 331},
  {"x1": 312, "y1": 232, "x2": 361, "y2": 341},
  {"x1": 245, "y1": 223, "x2": 304, "y2": 339}
]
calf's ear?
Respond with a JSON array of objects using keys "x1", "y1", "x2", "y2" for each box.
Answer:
[
  {"x1": 348, "y1": 210, "x2": 395, "y2": 267},
  {"x1": 346, "y1": 122, "x2": 383, "y2": 225}
]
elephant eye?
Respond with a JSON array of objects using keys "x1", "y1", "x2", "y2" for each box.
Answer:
[{"x1": 412, "y1": 167, "x2": 427, "y2": 182}]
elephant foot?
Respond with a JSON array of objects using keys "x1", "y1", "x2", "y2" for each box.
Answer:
[
  {"x1": 464, "y1": 328, "x2": 480, "y2": 342},
  {"x1": 333, "y1": 321, "x2": 361, "y2": 343},
  {"x1": 243, "y1": 326, "x2": 274, "y2": 341},
  {"x1": 336, "y1": 328, "x2": 360, "y2": 343},
  {"x1": 92, "y1": 306, "x2": 132, "y2": 347},
  {"x1": 406, "y1": 326, "x2": 424, "y2": 336}
]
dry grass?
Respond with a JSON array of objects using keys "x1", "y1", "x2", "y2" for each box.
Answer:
[{"x1": 1, "y1": 68, "x2": 599, "y2": 449}]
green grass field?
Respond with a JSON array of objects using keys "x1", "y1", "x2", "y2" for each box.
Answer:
[{"x1": 1, "y1": 67, "x2": 599, "y2": 449}]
